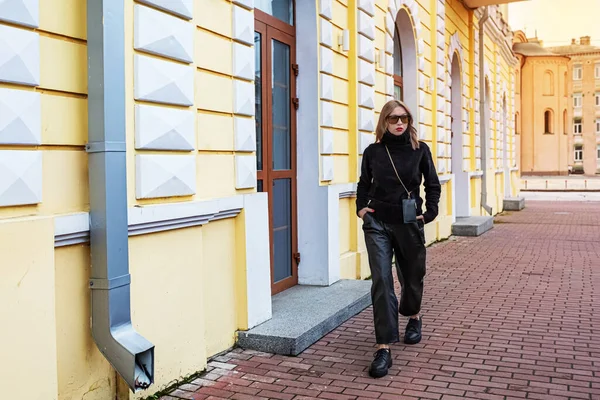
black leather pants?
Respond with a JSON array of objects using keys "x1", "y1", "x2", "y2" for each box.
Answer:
[{"x1": 362, "y1": 213, "x2": 427, "y2": 344}]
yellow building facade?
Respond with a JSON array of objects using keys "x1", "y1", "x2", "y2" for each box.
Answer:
[{"x1": 0, "y1": 0, "x2": 521, "y2": 399}]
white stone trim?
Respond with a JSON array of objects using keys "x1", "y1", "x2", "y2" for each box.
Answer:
[
  {"x1": 0, "y1": 88, "x2": 41, "y2": 145},
  {"x1": 319, "y1": 0, "x2": 332, "y2": 20},
  {"x1": 320, "y1": 156, "x2": 334, "y2": 181},
  {"x1": 0, "y1": 25, "x2": 40, "y2": 86},
  {"x1": 234, "y1": 116, "x2": 256, "y2": 151},
  {"x1": 54, "y1": 212, "x2": 90, "y2": 247},
  {"x1": 320, "y1": 129, "x2": 334, "y2": 155},
  {"x1": 320, "y1": 101, "x2": 333, "y2": 127},
  {"x1": 358, "y1": 34, "x2": 375, "y2": 63},
  {"x1": 358, "y1": 83, "x2": 375, "y2": 109},
  {"x1": 55, "y1": 196, "x2": 244, "y2": 246},
  {"x1": 232, "y1": 5, "x2": 253, "y2": 45},
  {"x1": 319, "y1": 18, "x2": 333, "y2": 48},
  {"x1": 359, "y1": 132, "x2": 375, "y2": 154},
  {"x1": 232, "y1": 0, "x2": 253, "y2": 9},
  {"x1": 325, "y1": 183, "x2": 356, "y2": 284},
  {"x1": 134, "y1": 54, "x2": 194, "y2": 106},
  {"x1": 233, "y1": 42, "x2": 254, "y2": 81},
  {"x1": 320, "y1": 74, "x2": 334, "y2": 100},
  {"x1": 358, "y1": 0, "x2": 375, "y2": 17},
  {"x1": 235, "y1": 154, "x2": 257, "y2": 189},
  {"x1": 438, "y1": 174, "x2": 452, "y2": 184},
  {"x1": 240, "y1": 192, "x2": 272, "y2": 328},
  {"x1": 233, "y1": 79, "x2": 255, "y2": 116},
  {"x1": 0, "y1": 0, "x2": 39, "y2": 28},
  {"x1": 137, "y1": 0, "x2": 193, "y2": 20},
  {"x1": 0, "y1": 150, "x2": 42, "y2": 207},
  {"x1": 134, "y1": 4, "x2": 194, "y2": 64},
  {"x1": 136, "y1": 154, "x2": 197, "y2": 199},
  {"x1": 134, "y1": 104, "x2": 195, "y2": 151},
  {"x1": 319, "y1": 46, "x2": 333, "y2": 74}
]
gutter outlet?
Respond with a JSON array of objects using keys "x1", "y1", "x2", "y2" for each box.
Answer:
[{"x1": 87, "y1": 0, "x2": 154, "y2": 392}]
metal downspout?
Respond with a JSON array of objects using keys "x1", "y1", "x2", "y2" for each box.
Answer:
[
  {"x1": 478, "y1": 6, "x2": 493, "y2": 215},
  {"x1": 87, "y1": 0, "x2": 154, "y2": 392}
]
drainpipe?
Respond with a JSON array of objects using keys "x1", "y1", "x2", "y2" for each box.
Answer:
[
  {"x1": 478, "y1": 6, "x2": 493, "y2": 215},
  {"x1": 87, "y1": 0, "x2": 154, "y2": 392}
]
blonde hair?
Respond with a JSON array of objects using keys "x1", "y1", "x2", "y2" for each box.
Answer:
[{"x1": 375, "y1": 100, "x2": 420, "y2": 150}]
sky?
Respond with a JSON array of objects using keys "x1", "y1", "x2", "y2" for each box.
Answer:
[{"x1": 507, "y1": 0, "x2": 600, "y2": 46}]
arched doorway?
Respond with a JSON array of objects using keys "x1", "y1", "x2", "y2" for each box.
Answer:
[
  {"x1": 393, "y1": 8, "x2": 417, "y2": 123},
  {"x1": 450, "y1": 53, "x2": 469, "y2": 217}
]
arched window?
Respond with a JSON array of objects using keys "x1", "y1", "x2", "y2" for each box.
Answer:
[
  {"x1": 564, "y1": 72, "x2": 568, "y2": 95},
  {"x1": 563, "y1": 109, "x2": 567, "y2": 134},
  {"x1": 391, "y1": 9, "x2": 417, "y2": 124},
  {"x1": 543, "y1": 70, "x2": 554, "y2": 96},
  {"x1": 544, "y1": 109, "x2": 554, "y2": 134},
  {"x1": 393, "y1": 26, "x2": 403, "y2": 101},
  {"x1": 515, "y1": 112, "x2": 519, "y2": 135}
]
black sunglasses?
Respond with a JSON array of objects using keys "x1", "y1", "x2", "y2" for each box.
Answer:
[{"x1": 387, "y1": 114, "x2": 410, "y2": 124}]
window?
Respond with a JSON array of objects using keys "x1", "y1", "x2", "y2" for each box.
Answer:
[
  {"x1": 515, "y1": 112, "x2": 519, "y2": 135},
  {"x1": 393, "y1": 26, "x2": 403, "y2": 101},
  {"x1": 574, "y1": 93, "x2": 582, "y2": 108},
  {"x1": 564, "y1": 72, "x2": 568, "y2": 95},
  {"x1": 596, "y1": 92, "x2": 600, "y2": 107},
  {"x1": 574, "y1": 120, "x2": 582, "y2": 134},
  {"x1": 563, "y1": 109, "x2": 568, "y2": 134},
  {"x1": 597, "y1": 144, "x2": 600, "y2": 161},
  {"x1": 543, "y1": 70, "x2": 554, "y2": 95},
  {"x1": 544, "y1": 109, "x2": 554, "y2": 133},
  {"x1": 573, "y1": 64, "x2": 583, "y2": 80},
  {"x1": 596, "y1": 118, "x2": 600, "y2": 134},
  {"x1": 575, "y1": 144, "x2": 583, "y2": 161},
  {"x1": 596, "y1": 63, "x2": 600, "y2": 79},
  {"x1": 255, "y1": 0, "x2": 294, "y2": 25}
]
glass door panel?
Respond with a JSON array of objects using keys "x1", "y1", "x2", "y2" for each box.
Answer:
[{"x1": 272, "y1": 39, "x2": 291, "y2": 171}]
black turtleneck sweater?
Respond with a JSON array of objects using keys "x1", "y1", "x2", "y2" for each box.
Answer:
[{"x1": 356, "y1": 131, "x2": 441, "y2": 224}]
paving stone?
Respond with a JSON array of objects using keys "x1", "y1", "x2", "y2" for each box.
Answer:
[{"x1": 161, "y1": 201, "x2": 600, "y2": 400}]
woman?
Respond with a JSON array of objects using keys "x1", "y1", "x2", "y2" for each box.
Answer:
[{"x1": 357, "y1": 99, "x2": 441, "y2": 378}]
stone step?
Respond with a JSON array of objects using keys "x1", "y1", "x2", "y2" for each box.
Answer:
[
  {"x1": 237, "y1": 280, "x2": 372, "y2": 356},
  {"x1": 503, "y1": 196, "x2": 525, "y2": 211},
  {"x1": 451, "y1": 216, "x2": 494, "y2": 237}
]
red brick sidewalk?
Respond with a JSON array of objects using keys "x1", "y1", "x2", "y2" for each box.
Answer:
[{"x1": 163, "y1": 201, "x2": 600, "y2": 400}]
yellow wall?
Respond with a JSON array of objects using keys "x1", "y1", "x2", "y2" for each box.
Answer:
[
  {"x1": 0, "y1": 1, "x2": 254, "y2": 398},
  {"x1": 1, "y1": 1, "x2": 521, "y2": 399},
  {"x1": 55, "y1": 245, "x2": 116, "y2": 400},
  {"x1": 0, "y1": 218, "x2": 58, "y2": 400}
]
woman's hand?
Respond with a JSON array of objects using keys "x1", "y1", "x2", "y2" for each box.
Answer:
[
  {"x1": 416, "y1": 215, "x2": 424, "y2": 221},
  {"x1": 358, "y1": 207, "x2": 374, "y2": 219}
]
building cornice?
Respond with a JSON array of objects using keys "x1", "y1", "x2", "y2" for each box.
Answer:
[
  {"x1": 480, "y1": 6, "x2": 519, "y2": 67},
  {"x1": 54, "y1": 195, "x2": 245, "y2": 247}
]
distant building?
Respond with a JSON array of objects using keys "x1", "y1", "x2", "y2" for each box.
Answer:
[{"x1": 514, "y1": 34, "x2": 600, "y2": 175}]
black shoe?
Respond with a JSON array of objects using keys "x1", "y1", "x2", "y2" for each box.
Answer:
[
  {"x1": 368, "y1": 348, "x2": 392, "y2": 378},
  {"x1": 404, "y1": 317, "x2": 422, "y2": 344}
]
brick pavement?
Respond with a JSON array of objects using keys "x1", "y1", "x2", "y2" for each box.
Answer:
[{"x1": 161, "y1": 201, "x2": 600, "y2": 400}]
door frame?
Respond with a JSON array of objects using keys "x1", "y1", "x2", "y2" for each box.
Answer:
[{"x1": 255, "y1": 10, "x2": 298, "y2": 295}]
